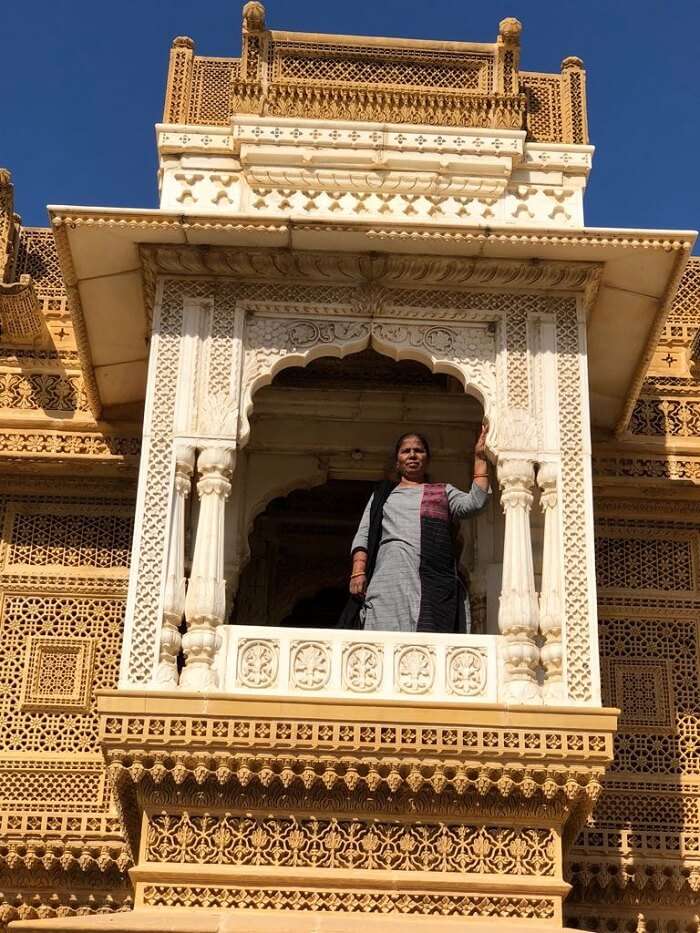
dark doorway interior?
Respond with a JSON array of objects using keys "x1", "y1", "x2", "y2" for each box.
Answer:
[{"x1": 235, "y1": 480, "x2": 374, "y2": 628}]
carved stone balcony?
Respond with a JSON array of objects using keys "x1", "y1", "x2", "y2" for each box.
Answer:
[{"x1": 217, "y1": 625, "x2": 498, "y2": 703}]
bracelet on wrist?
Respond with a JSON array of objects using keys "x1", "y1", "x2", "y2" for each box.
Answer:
[{"x1": 350, "y1": 571, "x2": 366, "y2": 579}]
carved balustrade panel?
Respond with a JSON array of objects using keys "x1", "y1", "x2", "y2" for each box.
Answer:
[{"x1": 220, "y1": 625, "x2": 497, "y2": 704}]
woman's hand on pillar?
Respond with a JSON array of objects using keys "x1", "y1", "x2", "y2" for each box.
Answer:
[{"x1": 473, "y1": 422, "x2": 489, "y2": 492}]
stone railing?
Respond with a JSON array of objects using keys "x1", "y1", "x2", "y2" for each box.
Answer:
[
  {"x1": 162, "y1": 11, "x2": 588, "y2": 144},
  {"x1": 211, "y1": 625, "x2": 499, "y2": 704}
]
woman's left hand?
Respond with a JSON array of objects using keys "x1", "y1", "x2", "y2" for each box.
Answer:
[{"x1": 474, "y1": 422, "x2": 488, "y2": 459}]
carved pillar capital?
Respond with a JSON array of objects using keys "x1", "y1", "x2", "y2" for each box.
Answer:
[
  {"x1": 537, "y1": 460, "x2": 558, "y2": 507},
  {"x1": 197, "y1": 444, "x2": 235, "y2": 472},
  {"x1": 498, "y1": 458, "x2": 535, "y2": 506}
]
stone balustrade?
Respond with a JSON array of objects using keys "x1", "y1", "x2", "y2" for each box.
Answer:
[{"x1": 209, "y1": 625, "x2": 499, "y2": 704}]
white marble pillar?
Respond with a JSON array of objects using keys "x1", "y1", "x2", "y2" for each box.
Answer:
[
  {"x1": 154, "y1": 445, "x2": 194, "y2": 687},
  {"x1": 181, "y1": 445, "x2": 234, "y2": 690},
  {"x1": 497, "y1": 458, "x2": 542, "y2": 704},
  {"x1": 538, "y1": 461, "x2": 564, "y2": 704}
]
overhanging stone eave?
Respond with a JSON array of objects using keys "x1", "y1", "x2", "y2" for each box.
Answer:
[{"x1": 47, "y1": 206, "x2": 696, "y2": 426}]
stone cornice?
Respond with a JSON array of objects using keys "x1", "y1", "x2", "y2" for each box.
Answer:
[
  {"x1": 0, "y1": 839, "x2": 131, "y2": 874},
  {"x1": 140, "y1": 244, "x2": 601, "y2": 293},
  {"x1": 51, "y1": 211, "x2": 696, "y2": 252}
]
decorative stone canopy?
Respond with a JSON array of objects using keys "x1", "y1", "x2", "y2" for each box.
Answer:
[{"x1": 49, "y1": 209, "x2": 695, "y2": 434}]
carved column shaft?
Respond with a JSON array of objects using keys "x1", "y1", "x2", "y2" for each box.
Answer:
[
  {"x1": 181, "y1": 446, "x2": 235, "y2": 690},
  {"x1": 538, "y1": 462, "x2": 564, "y2": 703},
  {"x1": 497, "y1": 458, "x2": 541, "y2": 704},
  {"x1": 155, "y1": 446, "x2": 194, "y2": 686}
]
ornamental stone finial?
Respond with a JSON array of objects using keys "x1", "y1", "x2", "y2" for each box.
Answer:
[
  {"x1": 243, "y1": 1, "x2": 266, "y2": 33},
  {"x1": 0, "y1": 168, "x2": 11, "y2": 186},
  {"x1": 561, "y1": 55, "x2": 584, "y2": 71},
  {"x1": 499, "y1": 17, "x2": 522, "y2": 41},
  {"x1": 171, "y1": 36, "x2": 194, "y2": 50}
]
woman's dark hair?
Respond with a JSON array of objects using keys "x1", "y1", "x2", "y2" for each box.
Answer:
[{"x1": 393, "y1": 432, "x2": 431, "y2": 460}]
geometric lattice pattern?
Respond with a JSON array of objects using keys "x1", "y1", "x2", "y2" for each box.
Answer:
[
  {"x1": 0, "y1": 592, "x2": 124, "y2": 753},
  {"x1": 601, "y1": 657, "x2": 675, "y2": 733},
  {"x1": 168, "y1": 18, "x2": 586, "y2": 143},
  {"x1": 667, "y1": 257, "x2": 700, "y2": 328},
  {"x1": 570, "y1": 496, "x2": 700, "y2": 926},
  {"x1": 0, "y1": 759, "x2": 106, "y2": 812},
  {"x1": 14, "y1": 229, "x2": 65, "y2": 298},
  {"x1": 19, "y1": 635, "x2": 95, "y2": 712},
  {"x1": 595, "y1": 530, "x2": 696, "y2": 592},
  {"x1": 277, "y1": 53, "x2": 487, "y2": 91},
  {"x1": 599, "y1": 614, "x2": 700, "y2": 775},
  {"x1": 521, "y1": 73, "x2": 563, "y2": 143},
  {"x1": 4, "y1": 507, "x2": 133, "y2": 572},
  {"x1": 0, "y1": 484, "x2": 133, "y2": 925}
]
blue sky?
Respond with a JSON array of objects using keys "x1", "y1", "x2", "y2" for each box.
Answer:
[{"x1": 3, "y1": 0, "x2": 699, "y2": 251}]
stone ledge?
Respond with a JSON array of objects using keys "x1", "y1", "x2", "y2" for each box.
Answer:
[{"x1": 9, "y1": 905, "x2": 584, "y2": 932}]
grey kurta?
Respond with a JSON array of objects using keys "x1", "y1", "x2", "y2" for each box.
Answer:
[{"x1": 350, "y1": 482, "x2": 489, "y2": 632}]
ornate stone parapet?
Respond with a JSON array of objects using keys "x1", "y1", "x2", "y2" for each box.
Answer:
[
  {"x1": 99, "y1": 692, "x2": 616, "y2": 928},
  {"x1": 216, "y1": 625, "x2": 497, "y2": 703}
]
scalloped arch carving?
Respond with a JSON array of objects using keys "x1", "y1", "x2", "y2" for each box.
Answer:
[{"x1": 239, "y1": 315, "x2": 499, "y2": 452}]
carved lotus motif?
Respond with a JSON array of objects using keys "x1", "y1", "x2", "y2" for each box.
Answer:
[
  {"x1": 447, "y1": 647, "x2": 487, "y2": 696},
  {"x1": 237, "y1": 639, "x2": 279, "y2": 689},
  {"x1": 290, "y1": 641, "x2": 331, "y2": 691},
  {"x1": 343, "y1": 644, "x2": 382, "y2": 693},
  {"x1": 395, "y1": 646, "x2": 435, "y2": 694}
]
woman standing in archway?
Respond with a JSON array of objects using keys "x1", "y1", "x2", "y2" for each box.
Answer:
[{"x1": 344, "y1": 426, "x2": 490, "y2": 633}]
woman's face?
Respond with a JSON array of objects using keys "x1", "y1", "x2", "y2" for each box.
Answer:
[{"x1": 396, "y1": 435, "x2": 429, "y2": 481}]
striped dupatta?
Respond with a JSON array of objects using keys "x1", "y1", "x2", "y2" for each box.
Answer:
[{"x1": 417, "y1": 483, "x2": 464, "y2": 634}]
